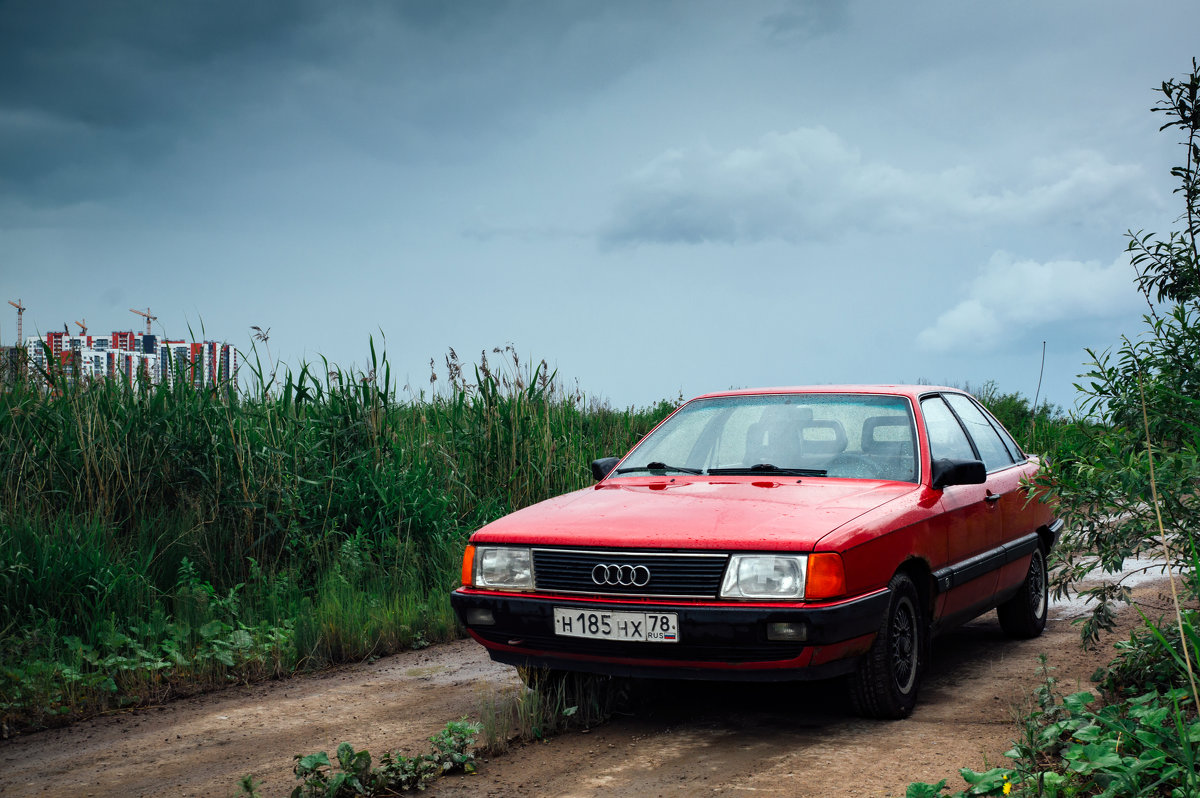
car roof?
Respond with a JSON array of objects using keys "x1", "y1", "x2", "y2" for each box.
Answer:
[{"x1": 691, "y1": 384, "x2": 963, "y2": 401}]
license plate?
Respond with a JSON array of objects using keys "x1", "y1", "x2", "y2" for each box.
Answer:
[{"x1": 553, "y1": 608, "x2": 679, "y2": 643}]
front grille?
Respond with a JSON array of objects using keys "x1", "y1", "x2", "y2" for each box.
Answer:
[{"x1": 532, "y1": 548, "x2": 729, "y2": 598}]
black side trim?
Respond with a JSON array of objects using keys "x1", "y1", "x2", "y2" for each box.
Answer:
[
  {"x1": 1046, "y1": 518, "x2": 1064, "y2": 550},
  {"x1": 933, "y1": 532, "x2": 1040, "y2": 593}
]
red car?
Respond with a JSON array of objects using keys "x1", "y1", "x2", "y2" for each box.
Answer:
[{"x1": 450, "y1": 386, "x2": 1061, "y2": 718}]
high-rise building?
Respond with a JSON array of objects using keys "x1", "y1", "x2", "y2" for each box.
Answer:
[{"x1": 19, "y1": 328, "x2": 237, "y2": 388}]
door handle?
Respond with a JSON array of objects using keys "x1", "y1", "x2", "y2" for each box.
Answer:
[{"x1": 985, "y1": 491, "x2": 1001, "y2": 503}]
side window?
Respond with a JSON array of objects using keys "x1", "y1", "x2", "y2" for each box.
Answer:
[
  {"x1": 988, "y1": 410, "x2": 1026, "y2": 463},
  {"x1": 920, "y1": 396, "x2": 977, "y2": 462},
  {"x1": 944, "y1": 394, "x2": 1015, "y2": 472}
]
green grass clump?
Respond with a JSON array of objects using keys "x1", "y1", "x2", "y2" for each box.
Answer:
[
  {"x1": 267, "y1": 720, "x2": 481, "y2": 797},
  {"x1": 475, "y1": 669, "x2": 621, "y2": 754}
]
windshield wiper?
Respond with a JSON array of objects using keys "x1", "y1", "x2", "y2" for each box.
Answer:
[
  {"x1": 615, "y1": 461, "x2": 703, "y2": 475},
  {"x1": 707, "y1": 464, "x2": 827, "y2": 477}
]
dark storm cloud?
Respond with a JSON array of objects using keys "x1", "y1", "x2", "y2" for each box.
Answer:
[
  {"x1": 0, "y1": 0, "x2": 333, "y2": 200},
  {"x1": 0, "y1": 0, "x2": 320, "y2": 122},
  {"x1": 0, "y1": 0, "x2": 668, "y2": 205}
]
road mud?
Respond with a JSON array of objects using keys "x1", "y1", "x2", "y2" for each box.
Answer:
[{"x1": 0, "y1": 580, "x2": 1181, "y2": 798}]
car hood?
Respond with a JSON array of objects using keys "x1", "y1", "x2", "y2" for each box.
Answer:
[{"x1": 470, "y1": 477, "x2": 919, "y2": 551}]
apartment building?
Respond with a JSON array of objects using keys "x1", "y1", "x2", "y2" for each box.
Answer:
[{"x1": 21, "y1": 330, "x2": 237, "y2": 387}]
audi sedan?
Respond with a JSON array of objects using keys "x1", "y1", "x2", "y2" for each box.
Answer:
[{"x1": 450, "y1": 385, "x2": 1061, "y2": 718}]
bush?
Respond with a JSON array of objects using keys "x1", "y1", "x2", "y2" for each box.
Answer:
[{"x1": 1034, "y1": 58, "x2": 1200, "y2": 642}]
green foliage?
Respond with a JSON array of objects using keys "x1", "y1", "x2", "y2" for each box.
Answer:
[
  {"x1": 282, "y1": 720, "x2": 479, "y2": 797},
  {"x1": 1095, "y1": 607, "x2": 1200, "y2": 701},
  {"x1": 0, "y1": 552, "x2": 296, "y2": 730},
  {"x1": 907, "y1": 781, "x2": 949, "y2": 798},
  {"x1": 909, "y1": 640, "x2": 1200, "y2": 797},
  {"x1": 1034, "y1": 59, "x2": 1200, "y2": 641},
  {"x1": 0, "y1": 343, "x2": 671, "y2": 733},
  {"x1": 237, "y1": 775, "x2": 264, "y2": 798}
]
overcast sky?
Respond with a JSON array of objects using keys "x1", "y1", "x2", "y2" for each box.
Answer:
[{"x1": 2, "y1": 1, "x2": 1197, "y2": 410}]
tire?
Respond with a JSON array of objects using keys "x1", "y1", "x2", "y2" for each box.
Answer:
[
  {"x1": 849, "y1": 572, "x2": 927, "y2": 719},
  {"x1": 997, "y1": 544, "x2": 1048, "y2": 639}
]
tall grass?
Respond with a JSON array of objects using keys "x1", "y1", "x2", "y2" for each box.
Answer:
[
  {"x1": 0, "y1": 343, "x2": 670, "y2": 732},
  {"x1": 1, "y1": 350, "x2": 1065, "y2": 735}
]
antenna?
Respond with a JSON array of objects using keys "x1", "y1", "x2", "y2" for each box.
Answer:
[{"x1": 1029, "y1": 341, "x2": 1046, "y2": 446}]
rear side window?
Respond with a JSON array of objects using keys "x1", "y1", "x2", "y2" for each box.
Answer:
[
  {"x1": 920, "y1": 396, "x2": 976, "y2": 463},
  {"x1": 987, "y1": 409, "x2": 1026, "y2": 462},
  {"x1": 944, "y1": 393, "x2": 1015, "y2": 472}
]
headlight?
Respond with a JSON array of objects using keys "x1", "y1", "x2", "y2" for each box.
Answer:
[
  {"x1": 474, "y1": 546, "x2": 534, "y2": 590},
  {"x1": 720, "y1": 554, "x2": 806, "y2": 599}
]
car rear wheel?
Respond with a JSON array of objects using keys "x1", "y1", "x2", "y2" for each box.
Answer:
[
  {"x1": 997, "y1": 545, "x2": 1048, "y2": 639},
  {"x1": 849, "y1": 572, "x2": 926, "y2": 719}
]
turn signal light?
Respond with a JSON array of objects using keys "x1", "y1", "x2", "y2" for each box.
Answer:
[
  {"x1": 805, "y1": 552, "x2": 846, "y2": 599},
  {"x1": 461, "y1": 545, "x2": 476, "y2": 587}
]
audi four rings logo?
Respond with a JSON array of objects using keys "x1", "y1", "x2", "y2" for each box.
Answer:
[{"x1": 591, "y1": 563, "x2": 651, "y2": 587}]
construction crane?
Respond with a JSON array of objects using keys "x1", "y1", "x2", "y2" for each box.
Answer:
[
  {"x1": 8, "y1": 298, "x2": 25, "y2": 344},
  {"x1": 129, "y1": 307, "x2": 156, "y2": 336},
  {"x1": 75, "y1": 319, "x2": 87, "y2": 336}
]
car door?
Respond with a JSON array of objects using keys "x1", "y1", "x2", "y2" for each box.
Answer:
[
  {"x1": 942, "y1": 393, "x2": 1036, "y2": 596},
  {"x1": 920, "y1": 394, "x2": 1004, "y2": 621}
]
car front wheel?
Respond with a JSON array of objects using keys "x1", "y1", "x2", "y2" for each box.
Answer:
[
  {"x1": 849, "y1": 571, "x2": 926, "y2": 719},
  {"x1": 997, "y1": 545, "x2": 1048, "y2": 639}
]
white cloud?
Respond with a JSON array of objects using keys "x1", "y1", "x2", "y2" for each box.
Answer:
[
  {"x1": 916, "y1": 252, "x2": 1143, "y2": 352},
  {"x1": 601, "y1": 127, "x2": 1144, "y2": 246}
]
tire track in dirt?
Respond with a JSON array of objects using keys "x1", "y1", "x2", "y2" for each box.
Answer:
[{"x1": 0, "y1": 640, "x2": 517, "y2": 797}]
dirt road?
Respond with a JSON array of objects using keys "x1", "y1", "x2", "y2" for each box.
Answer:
[{"x1": 0, "y1": 583, "x2": 1176, "y2": 798}]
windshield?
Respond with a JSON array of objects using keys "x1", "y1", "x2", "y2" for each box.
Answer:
[{"x1": 618, "y1": 393, "x2": 918, "y2": 482}]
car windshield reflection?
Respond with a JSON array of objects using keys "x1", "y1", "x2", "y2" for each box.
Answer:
[{"x1": 618, "y1": 393, "x2": 918, "y2": 482}]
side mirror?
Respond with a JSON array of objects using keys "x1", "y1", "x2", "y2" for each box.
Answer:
[
  {"x1": 930, "y1": 458, "x2": 986, "y2": 489},
  {"x1": 591, "y1": 457, "x2": 620, "y2": 481}
]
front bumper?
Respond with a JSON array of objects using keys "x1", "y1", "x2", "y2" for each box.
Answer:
[{"x1": 450, "y1": 588, "x2": 891, "y2": 681}]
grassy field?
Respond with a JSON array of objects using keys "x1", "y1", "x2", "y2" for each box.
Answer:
[
  {"x1": 0, "y1": 344, "x2": 673, "y2": 732},
  {"x1": 0, "y1": 345, "x2": 1070, "y2": 734}
]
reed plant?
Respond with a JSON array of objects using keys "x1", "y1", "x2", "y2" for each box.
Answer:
[
  {"x1": 0, "y1": 342, "x2": 670, "y2": 732},
  {"x1": 2, "y1": 338, "x2": 1064, "y2": 736}
]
